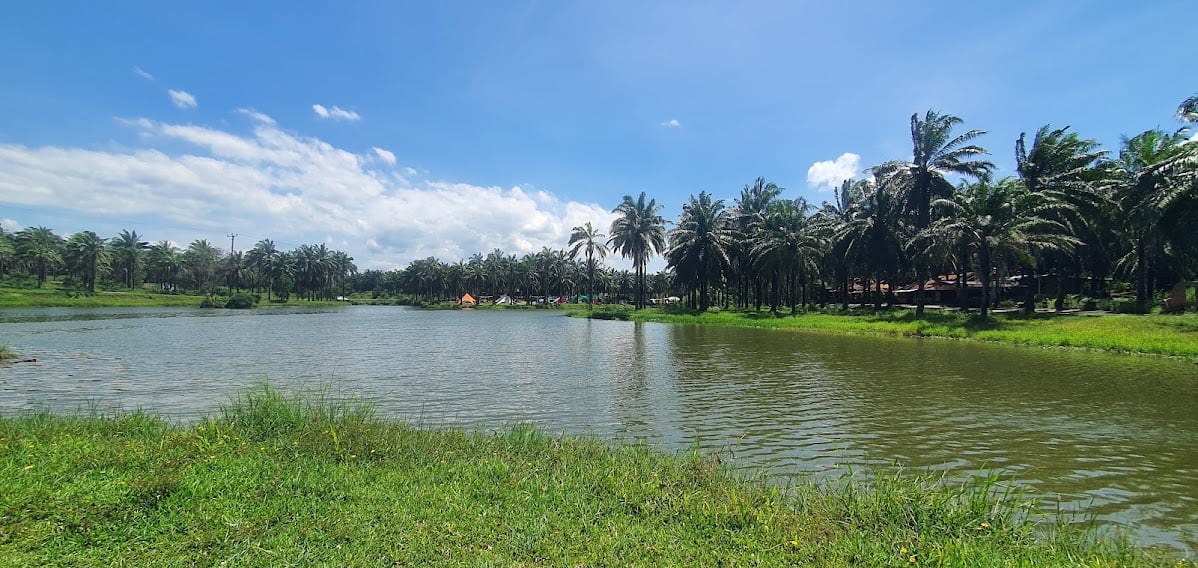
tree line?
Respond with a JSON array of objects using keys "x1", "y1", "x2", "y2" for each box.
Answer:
[
  {"x1": 359, "y1": 97, "x2": 1198, "y2": 318},
  {"x1": 0, "y1": 229, "x2": 357, "y2": 301}
]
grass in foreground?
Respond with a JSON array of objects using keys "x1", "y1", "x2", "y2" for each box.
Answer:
[
  {"x1": 0, "y1": 345, "x2": 15, "y2": 361},
  {"x1": 0, "y1": 386, "x2": 1185, "y2": 566},
  {"x1": 571, "y1": 307, "x2": 1198, "y2": 360}
]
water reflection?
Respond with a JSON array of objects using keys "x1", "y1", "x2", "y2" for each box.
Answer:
[{"x1": 1, "y1": 306, "x2": 1196, "y2": 551}]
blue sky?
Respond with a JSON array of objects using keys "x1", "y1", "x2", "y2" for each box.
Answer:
[{"x1": 0, "y1": 1, "x2": 1193, "y2": 270}]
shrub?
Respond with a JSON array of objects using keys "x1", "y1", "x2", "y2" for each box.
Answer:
[{"x1": 225, "y1": 293, "x2": 258, "y2": 309}]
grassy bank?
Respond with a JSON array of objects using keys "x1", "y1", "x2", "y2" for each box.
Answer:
[
  {"x1": 0, "y1": 386, "x2": 1184, "y2": 566},
  {"x1": 0, "y1": 285, "x2": 350, "y2": 309},
  {"x1": 571, "y1": 307, "x2": 1198, "y2": 360}
]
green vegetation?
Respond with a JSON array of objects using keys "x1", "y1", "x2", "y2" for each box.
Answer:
[
  {"x1": 0, "y1": 345, "x2": 16, "y2": 361},
  {"x1": 0, "y1": 284, "x2": 205, "y2": 308},
  {"x1": 571, "y1": 307, "x2": 1198, "y2": 359},
  {"x1": 0, "y1": 385, "x2": 1184, "y2": 566}
]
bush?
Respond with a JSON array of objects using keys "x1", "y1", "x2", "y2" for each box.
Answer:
[{"x1": 225, "y1": 293, "x2": 258, "y2": 309}]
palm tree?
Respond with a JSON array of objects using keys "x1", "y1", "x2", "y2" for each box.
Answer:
[
  {"x1": 64, "y1": 231, "x2": 109, "y2": 293},
  {"x1": 608, "y1": 192, "x2": 666, "y2": 310},
  {"x1": 568, "y1": 222, "x2": 608, "y2": 309},
  {"x1": 182, "y1": 239, "x2": 219, "y2": 294},
  {"x1": 1179, "y1": 93, "x2": 1198, "y2": 123},
  {"x1": 751, "y1": 198, "x2": 819, "y2": 314},
  {"x1": 666, "y1": 191, "x2": 734, "y2": 311},
  {"x1": 1015, "y1": 124, "x2": 1107, "y2": 312},
  {"x1": 732, "y1": 178, "x2": 783, "y2": 309},
  {"x1": 110, "y1": 230, "x2": 148, "y2": 289},
  {"x1": 0, "y1": 230, "x2": 17, "y2": 279},
  {"x1": 888, "y1": 111, "x2": 994, "y2": 316},
  {"x1": 923, "y1": 177, "x2": 1077, "y2": 319},
  {"x1": 1109, "y1": 129, "x2": 1198, "y2": 312},
  {"x1": 146, "y1": 241, "x2": 181, "y2": 291},
  {"x1": 14, "y1": 226, "x2": 63, "y2": 288},
  {"x1": 834, "y1": 177, "x2": 906, "y2": 310}
]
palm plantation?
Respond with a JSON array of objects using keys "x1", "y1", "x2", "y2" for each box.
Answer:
[{"x1": 609, "y1": 192, "x2": 666, "y2": 310}]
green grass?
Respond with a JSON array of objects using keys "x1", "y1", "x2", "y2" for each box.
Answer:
[
  {"x1": 0, "y1": 385, "x2": 1186, "y2": 566},
  {"x1": 0, "y1": 345, "x2": 16, "y2": 361},
  {"x1": 0, "y1": 285, "x2": 206, "y2": 308},
  {"x1": 570, "y1": 307, "x2": 1198, "y2": 360}
]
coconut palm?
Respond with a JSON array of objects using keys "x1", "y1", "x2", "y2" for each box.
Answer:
[
  {"x1": 887, "y1": 111, "x2": 994, "y2": 316},
  {"x1": 14, "y1": 226, "x2": 63, "y2": 288},
  {"x1": 64, "y1": 231, "x2": 109, "y2": 293},
  {"x1": 568, "y1": 222, "x2": 608, "y2": 309},
  {"x1": 608, "y1": 192, "x2": 666, "y2": 310},
  {"x1": 834, "y1": 177, "x2": 906, "y2": 309},
  {"x1": 666, "y1": 192, "x2": 734, "y2": 311}
]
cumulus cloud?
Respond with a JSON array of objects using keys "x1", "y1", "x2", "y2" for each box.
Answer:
[
  {"x1": 312, "y1": 104, "x2": 361, "y2": 122},
  {"x1": 806, "y1": 152, "x2": 861, "y2": 191},
  {"x1": 372, "y1": 147, "x2": 397, "y2": 165},
  {"x1": 237, "y1": 108, "x2": 275, "y2": 125},
  {"x1": 0, "y1": 218, "x2": 19, "y2": 232},
  {"x1": 661, "y1": 119, "x2": 681, "y2": 128},
  {"x1": 168, "y1": 89, "x2": 197, "y2": 109},
  {"x1": 0, "y1": 117, "x2": 614, "y2": 269},
  {"x1": 133, "y1": 66, "x2": 155, "y2": 81}
]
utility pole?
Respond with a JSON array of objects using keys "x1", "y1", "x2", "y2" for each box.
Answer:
[{"x1": 227, "y1": 233, "x2": 238, "y2": 253}]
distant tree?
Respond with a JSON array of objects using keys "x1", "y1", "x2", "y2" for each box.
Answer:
[
  {"x1": 609, "y1": 192, "x2": 666, "y2": 310},
  {"x1": 568, "y1": 222, "x2": 608, "y2": 309},
  {"x1": 15, "y1": 226, "x2": 63, "y2": 288},
  {"x1": 666, "y1": 191, "x2": 733, "y2": 311},
  {"x1": 64, "y1": 231, "x2": 109, "y2": 292},
  {"x1": 110, "y1": 229, "x2": 148, "y2": 289}
]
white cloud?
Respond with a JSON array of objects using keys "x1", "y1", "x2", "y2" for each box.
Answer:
[
  {"x1": 312, "y1": 104, "x2": 361, "y2": 122},
  {"x1": 0, "y1": 218, "x2": 19, "y2": 232},
  {"x1": 372, "y1": 147, "x2": 397, "y2": 165},
  {"x1": 237, "y1": 108, "x2": 275, "y2": 125},
  {"x1": 661, "y1": 119, "x2": 681, "y2": 128},
  {"x1": 0, "y1": 117, "x2": 615, "y2": 270},
  {"x1": 168, "y1": 89, "x2": 197, "y2": 109},
  {"x1": 806, "y1": 152, "x2": 861, "y2": 191},
  {"x1": 133, "y1": 66, "x2": 155, "y2": 81}
]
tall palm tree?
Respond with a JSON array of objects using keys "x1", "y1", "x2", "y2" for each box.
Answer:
[
  {"x1": 666, "y1": 191, "x2": 733, "y2": 311},
  {"x1": 568, "y1": 222, "x2": 608, "y2": 309},
  {"x1": 64, "y1": 231, "x2": 109, "y2": 293},
  {"x1": 887, "y1": 111, "x2": 994, "y2": 316},
  {"x1": 608, "y1": 192, "x2": 666, "y2": 310},
  {"x1": 110, "y1": 229, "x2": 148, "y2": 289},
  {"x1": 14, "y1": 226, "x2": 63, "y2": 288},
  {"x1": 1015, "y1": 124, "x2": 1107, "y2": 312},
  {"x1": 834, "y1": 177, "x2": 906, "y2": 310}
]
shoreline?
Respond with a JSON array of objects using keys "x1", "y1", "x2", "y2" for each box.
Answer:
[
  {"x1": 567, "y1": 306, "x2": 1198, "y2": 361},
  {"x1": 0, "y1": 385, "x2": 1187, "y2": 565}
]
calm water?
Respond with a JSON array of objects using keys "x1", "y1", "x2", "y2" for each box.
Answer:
[{"x1": 2, "y1": 306, "x2": 1196, "y2": 552}]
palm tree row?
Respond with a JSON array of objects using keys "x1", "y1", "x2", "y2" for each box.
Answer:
[
  {"x1": 0, "y1": 229, "x2": 357, "y2": 301},
  {"x1": 645, "y1": 106, "x2": 1197, "y2": 317}
]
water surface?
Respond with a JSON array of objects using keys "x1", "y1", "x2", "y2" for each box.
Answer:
[{"x1": 2, "y1": 306, "x2": 1195, "y2": 551}]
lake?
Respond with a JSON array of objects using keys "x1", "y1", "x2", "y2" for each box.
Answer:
[{"x1": 2, "y1": 305, "x2": 1196, "y2": 552}]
